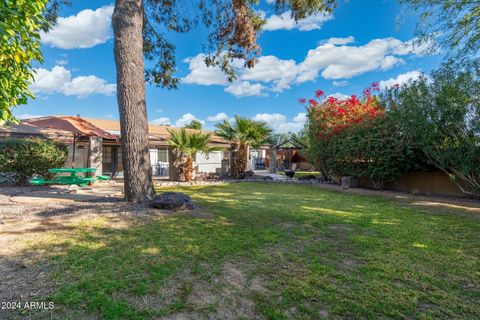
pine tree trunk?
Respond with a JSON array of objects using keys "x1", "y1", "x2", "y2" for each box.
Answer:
[{"x1": 112, "y1": 0, "x2": 155, "y2": 202}]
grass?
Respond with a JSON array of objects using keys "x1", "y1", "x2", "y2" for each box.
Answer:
[{"x1": 23, "y1": 183, "x2": 480, "y2": 319}]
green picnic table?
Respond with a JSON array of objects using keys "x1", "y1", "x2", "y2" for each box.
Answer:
[{"x1": 29, "y1": 168, "x2": 110, "y2": 186}]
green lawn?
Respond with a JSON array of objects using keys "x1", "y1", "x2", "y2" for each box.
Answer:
[
  {"x1": 26, "y1": 183, "x2": 479, "y2": 319},
  {"x1": 277, "y1": 171, "x2": 320, "y2": 178}
]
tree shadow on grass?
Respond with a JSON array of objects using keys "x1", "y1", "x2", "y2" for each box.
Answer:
[{"x1": 2, "y1": 182, "x2": 479, "y2": 319}]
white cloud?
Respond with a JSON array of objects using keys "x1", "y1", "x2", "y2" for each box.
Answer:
[
  {"x1": 31, "y1": 66, "x2": 116, "y2": 98},
  {"x1": 151, "y1": 117, "x2": 171, "y2": 125},
  {"x1": 15, "y1": 114, "x2": 43, "y2": 120},
  {"x1": 379, "y1": 70, "x2": 424, "y2": 89},
  {"x1": 31, "y1": 66, "x2": 71, "y2": 94},
  {"x1": 252, "y1": 112, "x2": 306, "y2": 133},
  {"x1": 174, "y1": 113, "x2": 205, "y2": 127},
  {"x1": 156, "y1": 108, "x2": 164, "y2": 113},
  {"x1": 293, "y1": 112, "x2": 306, "y2": 123},
  {"x1": 262, "y1": 10, "x2": 333, "y2": 31},
  {"x1": 327, "y1": 93, "x2": 350, "y2": 100},
  {"x1": 333, "y1": 80, "x2": 348, "y2": 87},
  {"x1": 183, "y1": 36, "x2": 432, "y2": 96},
  {"x1": 181, "y1": 54, "x2": 229, "y2": 86},
  {"x1": 63, "y1": 76, "x2": 116, "y2": 98},
  {"x1": 206, "y1": 112, "x2": 230, "y2": 122},
  {"x1": 41, "y1": 5, "x2": 114, "y2": 49},
  {"x1": 224, "y1": 81, "x2": 266, "y2": 97},
  {"x1": 393, "y1": 38, "x2": 435, "y2": 56},
  {"x1": 149, "y1": 112, "x2": 305, "y2": 133},
  {"x1": 325, "y1": 36, "x2": 355, "y2": 45},
  {"x1": 298, "y1": 38, "x2": 410, "y2": 81},
  {"x1": 241, "y1": 55, "x2": 299, "y2": 92}
]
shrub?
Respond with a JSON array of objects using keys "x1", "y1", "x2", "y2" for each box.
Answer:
[
  {"x1": 0, "y1": 138, "x2": 68, "y2": 184},
  {"x1": 304, "y1": 85, "x2": 418, "y2": 188},
  {"x1": 385, "y1": 61, "x2": 480, "y2": 196}
]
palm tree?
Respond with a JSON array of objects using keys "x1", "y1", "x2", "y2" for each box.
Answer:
[
  {"x1": 215, "y1": 116, "x2": 272, "y2": 177},
  {"x1": 168, "y1": 128, "x2": 222, "y2": 182}
]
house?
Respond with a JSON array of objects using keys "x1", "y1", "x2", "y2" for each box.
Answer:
[{"x1": 0, "y1": 116, "x2": 230, "y2": 180}]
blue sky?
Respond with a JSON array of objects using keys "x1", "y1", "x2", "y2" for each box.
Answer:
[{"x1": 15, "y1": 0, "x2": 442, "y2": 132}]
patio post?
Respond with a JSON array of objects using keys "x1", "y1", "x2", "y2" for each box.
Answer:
[{"x1": 269, "y1": 145, "x2": 276, "y2": 173}]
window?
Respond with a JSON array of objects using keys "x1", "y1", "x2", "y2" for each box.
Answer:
[
  {"x1": 158, "y1": 148, "x2": 168, "y2": 163},
  {"x1": 103, "y1": 146, "x2": 112, "y2": 164}
]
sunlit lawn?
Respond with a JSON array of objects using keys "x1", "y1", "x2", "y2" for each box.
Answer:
[
  {"x1": 24, "y1": 183, "x2": 480, "y2": 319},
  {"x1": 277, "y1": 171, "x2": 320, "y2": 178}
]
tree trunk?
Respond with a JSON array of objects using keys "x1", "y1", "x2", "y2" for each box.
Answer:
[
  {"x1": 112, "y1": 0, "x2": 155, "y2": 202},
  {"x1": 236, "y1": 143, "x2": 248, "y2": 176},
  {"x1": 229, "y1": 143, "x2": 237, "y2": 177},
  {"x1": 184, "y1": 156, "x2": 193, "y2": 182}
]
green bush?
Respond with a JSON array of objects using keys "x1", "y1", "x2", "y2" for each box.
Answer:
[
  {"x1": 0, "y1": 138, "x2": 68, "y2": 184},
  {"x1": 308, "y1": 115, "x2": 418, "y2": 188},
  {"x1": 386, "y1": 61, "x2": 480, "y2": 196}
]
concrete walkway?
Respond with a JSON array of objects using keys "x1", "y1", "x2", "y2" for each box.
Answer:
[
  {"x1": 8, "y1": 183, "x2": 123, "y2": 204},
  {"x1": 253, "y1": 170, "x2": 290, "y2": 181}
]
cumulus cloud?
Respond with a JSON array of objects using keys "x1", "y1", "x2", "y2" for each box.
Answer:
[
  {"x1": 151, "y1": 117, "x2": 171, "y2": 125},
  {"x1": 262, "y1": 10, "x2": 333, "y2": 31},
  {"x1": 31, "y1": 66, "x2": 116, "y2": 98},
  {"x1": 206, "y1": 112, "x2": 230, "y2": 122},
  {"x1": 174, "y1": 113, "x2": 205, "y2": 127},
  {"x1": 150, "y1": 112, "x2": 306, "y2": 133},
  {"x1": 327, "y1": 93, "x2": 350, "y2": 100},
  {"x1": 182, "y1": 36, "x2": 433, "y2": 97},
  {"x1": 252, "y1": 112, "x2": 306, "y2": 133},
  {"x1": 224, "y1": 81, "x2": 266, "y2": 97},
  {"x1": 297, "y1": 37, "x2": 410, "y2": 81},
  {"x1": 241, "y1": 55, "x2": 299, "y2": 92},
  {"x1": 324, "y1": 36, "x2": 355, "y2": 45},
  {"x1": 379, "y1": 70, "x2": 424, "y2": 89},
  {"x1": 41, "y1": 5, "x2": 114, "y2": 49},
  {"x1": 181, "y1": 54, "x2": 229, "y2": 86}
]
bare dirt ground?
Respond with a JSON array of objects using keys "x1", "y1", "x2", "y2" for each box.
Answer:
[{"x1": 0, "y1": 184, "x2": 213, "y2": 319}]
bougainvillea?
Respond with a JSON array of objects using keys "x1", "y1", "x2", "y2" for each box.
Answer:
[
  {"x1": 302, "y1": 83, "x2": 385, "y2": 139},
  {"x1": 304, "y1": 84, "x2": 417, "y2": 188}
]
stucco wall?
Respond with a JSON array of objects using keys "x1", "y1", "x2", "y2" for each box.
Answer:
[
  {"x1": 194, "y1": 151, "x2": 223, "y2": 174},
  {"x1": 357, "y1": 171, "x2": 467, "y2": 197}
]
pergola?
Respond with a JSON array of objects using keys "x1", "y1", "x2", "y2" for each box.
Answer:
[{"x1": 269, "y1": 137, "x2": 307, "y2": 172}]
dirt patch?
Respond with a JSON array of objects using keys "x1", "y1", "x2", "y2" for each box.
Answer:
[
  {"x1": 328, "y1": 224, "x2": 354, "y2": 232},
  {"x1": 339, "y1": 256, "x2": 359, "y2": 271},
  {"x1": 417, "y1": 302, "x2": 438, "y2": 311},
  {"x1": 221, "y1": 262, "x2": 247, "y2": 289},
  {"x1": 187, "y1": 281, "x2": 216, "y2": 306},
  {"x1": 249, "y1": 277, "x2": 269, "y2": 294}
]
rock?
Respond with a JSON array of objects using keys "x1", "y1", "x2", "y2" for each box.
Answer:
[
  {"x1": 66, "y1": 184, "x2": 79, "y2": 193},
  {"x1": 262, "y1": 175, "x2": 274, "y2": 181},
  {"x1": 245, "y1": 170, "x2": 255, "y2": 177},
  {"x1": 341, "y1": 176, "x2": 359, "y2": 189},
  {"x1": 151, "y1": 192, "x2": 194, "y2": 210}
]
